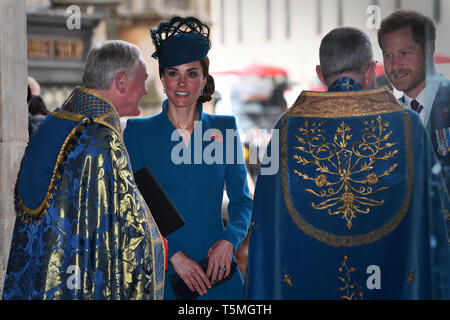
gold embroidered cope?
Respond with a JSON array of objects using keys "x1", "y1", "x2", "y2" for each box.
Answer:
[{"x1": 281, "y1": 88, "x2": 414, "y2": 247}]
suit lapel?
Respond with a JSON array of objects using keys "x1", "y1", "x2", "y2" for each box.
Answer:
[{"x1": 430, "y1": 81, "x2": 450, "y2": 157}]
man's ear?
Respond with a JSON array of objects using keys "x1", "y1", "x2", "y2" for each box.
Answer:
[
  {"x1": 363, "y1": 62, "x2": 377, "y2": 89},
  {"x1": 115, "y1": 72, "x2": 128, "y2": 93},
  {"x1": 316, "y1": 65, "x2": 326, "y2": 87},
  {"x1": 426, "y1": 41, "x2": 436, "y2": 61}
]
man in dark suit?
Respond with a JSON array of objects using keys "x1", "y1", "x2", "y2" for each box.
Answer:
[{"x1": 378, "y1": 9, "x2": 450, "y2": 189}]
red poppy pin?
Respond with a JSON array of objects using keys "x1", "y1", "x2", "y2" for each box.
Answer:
[{"x1": 211, "y1": 129, "x2": 223, "y2": 142}]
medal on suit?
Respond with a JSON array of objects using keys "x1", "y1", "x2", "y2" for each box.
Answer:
[{"x1": 436, "y1": 128, "x2": 450, "y2": 156}]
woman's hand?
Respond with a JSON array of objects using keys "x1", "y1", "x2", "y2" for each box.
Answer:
[
  {"x1": 206, "y1": 239, "x2": 234, "y2": 284},
  {"x1": 170, "y1": 251, "x2": 211, "y2": 296}
]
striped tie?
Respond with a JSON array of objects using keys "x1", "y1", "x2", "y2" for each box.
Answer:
[{"x1": 410, "y1": 100, "x2": 424, "y2": 113}]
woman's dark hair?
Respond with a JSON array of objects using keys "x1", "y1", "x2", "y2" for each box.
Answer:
[
  {"x1": 29, "y1": 95, "x2": 50, "y2": 116},
  {"x1": 199, "y1": 57, "x2": 215, "y2": 103},
  {"x1": 27, "y1": 85, "x2": 32, "y2": 104}
]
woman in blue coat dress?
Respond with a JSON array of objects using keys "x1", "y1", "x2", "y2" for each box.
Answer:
[{"x1": 124, "y1": 16, "x2": 253, "y2": 300}]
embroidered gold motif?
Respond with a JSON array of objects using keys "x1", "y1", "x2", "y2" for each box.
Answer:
[
  {"x1": 288, "y1": 88, "x2": 403, "y2": 118},
  {"x1": 282, "y1": 106, "x2": 414, "y2": 247},
  {"x1": 110, "y1": 131, "x2": 165, "y2": 299},
  {"x1": 406, "y1": 271, "x2": 416, "y2": 286},
  {"x1": 337, "y1": 255, "x2": 363, "y2": 300},
  {"x1": 283, "y1": 270, "x2": 293, "y2": 287},
  {"x1": 293, "y1": 117, "x2": 398, "y2": 229},
  {"x1": 444, "y1": 209, "x2": 450, "y2": 221}
]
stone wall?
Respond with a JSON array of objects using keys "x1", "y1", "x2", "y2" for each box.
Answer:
[{"x1": 0, "y1": 0, "x2": 28, "y2": 298}]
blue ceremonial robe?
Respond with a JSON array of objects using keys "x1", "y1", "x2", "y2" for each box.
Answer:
[
  {"x1": 244, "y1": 81, "x2": 450, "y2": 299},
  {"x1": 2, "y1": 88, "x2": 166, "y2": 300},
  {"x1": 124, "y1": 100, "x2": 253, "y2": 300}
]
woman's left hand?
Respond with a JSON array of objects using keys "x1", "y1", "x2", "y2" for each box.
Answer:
[{"x1": 206, "y1": 239, "x2": 234, "y2": 284}]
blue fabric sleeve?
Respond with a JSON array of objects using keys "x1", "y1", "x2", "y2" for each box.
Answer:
[
  {"x1": 124, "y1": 118, "x2": 184, "y2": 260},
  {"x1": 220, "y1": 117, "x2": 253, "y2": 253}
]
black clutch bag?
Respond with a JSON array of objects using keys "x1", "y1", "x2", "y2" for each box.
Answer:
[
  {"x1": 169, "y1": 258, "x2": 238, "y2": 300},
  {"x1": 134, "y1": 166, "x2": 185, "y2": 236}
]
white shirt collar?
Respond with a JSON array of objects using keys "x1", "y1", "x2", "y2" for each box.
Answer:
[{"x1": 402, "y1": 73, "x2": 444, "y2": 125}]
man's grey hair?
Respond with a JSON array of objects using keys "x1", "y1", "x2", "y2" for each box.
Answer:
[
  {"x1": 319, "y1": 27, "x2": 374, "y2": 83},
  {"x1": 82, "y1": 40, "x2": 142, "y2": 90}
]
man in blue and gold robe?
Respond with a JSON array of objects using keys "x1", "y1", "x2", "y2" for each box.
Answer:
[
  {"x1": 244, "y1": 27, "x2": 450, "y2": 299},
  {"x1": 2, "y1": 41, "x2": 166, "y2": 300}
]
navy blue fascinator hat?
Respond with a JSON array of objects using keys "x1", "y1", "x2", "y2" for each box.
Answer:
[{"x1": 150, "y1": 16, "x2": 211, "y2": 68}]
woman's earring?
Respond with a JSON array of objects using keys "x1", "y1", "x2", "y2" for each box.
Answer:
[
  {"x1": 200, "y1": 88, "x2": 204, "y2": 96},
  {"x1": 163, "y1": 87, "x2": 166, "y2": 94}
]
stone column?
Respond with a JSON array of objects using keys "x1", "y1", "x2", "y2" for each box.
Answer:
[{"x1": 0, "y1": 0, "x2": 28, "y2": 298}]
